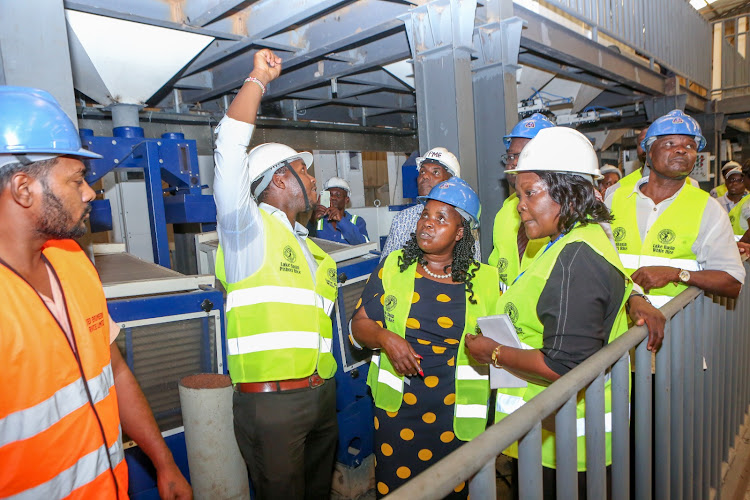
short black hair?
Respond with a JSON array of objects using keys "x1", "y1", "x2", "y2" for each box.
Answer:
[
  {"x1": 251, "y1": 165, "x2": 287, "y2": 203},
  {"x1": 533, "y1": 171, "x2": 613, "y2": 234},
  {"x1": 0, "y1": 157, "x2": 58, "y2": 192}
]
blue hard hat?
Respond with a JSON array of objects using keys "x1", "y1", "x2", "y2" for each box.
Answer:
[
  {"x1": 503, "y1": 113, "x2": 555, "y2": 148},
  {"x1": 0, "y1": 86, "x2": 102, "y2": 161},
  {"x1": 418, "y1": 177, "x2": 481, "y2": 229},
  {"x1": 641, "y1": 109, "x2": 706, "y2": 152}
]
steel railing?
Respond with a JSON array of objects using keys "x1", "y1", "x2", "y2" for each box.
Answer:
[
  {"x1": 386, "y1": 261, "x2": 750, "y2": 499},
  {"x1": 530, "y1": 0, "x2": 713, "y2": 90}
]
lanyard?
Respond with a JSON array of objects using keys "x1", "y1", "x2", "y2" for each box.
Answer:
[{"x1": 511, "y1": 231, "x2": 565, "y2": 285}]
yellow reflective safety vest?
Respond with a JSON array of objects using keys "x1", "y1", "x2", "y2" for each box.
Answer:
[
  {"x1": 715, "y1": 183, "x2": 728, "y2": 198},
  {"x1": 610, "y1": 183, "x2": 708, "y2": 308},
  {"x1": 494, "y1": 222, "x2": 632, "y2": 471},
  {"x1": 617, "y1": 168, "x2": 642, "y2": 192},
  {"x1": 729, "y1": 194, "x2": 750, "y2": 236},
  {"x1": 216, "y1": 209, "x2": 338, "y2": 383},
  {"x1": 367, "y1": 251, "x2": 500, "y2": 441},
  {"x1": 487, "y1": 193, "x2": 548, "y2": 287}
]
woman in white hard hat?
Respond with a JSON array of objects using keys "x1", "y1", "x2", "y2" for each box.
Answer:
[
  {"x1": 598, "y1": 164, "x2": 622, "y2": 197},
  {"x1": 351, "y1": 178, "x2": 498, "y2": 499},
  {"x1": 464, "y1": 126, "x2": 633, "y2": 498}
]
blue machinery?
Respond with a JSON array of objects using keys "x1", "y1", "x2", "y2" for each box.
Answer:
[{"x1": 83, "y1": 126, "x2": 216, "y2": 267}]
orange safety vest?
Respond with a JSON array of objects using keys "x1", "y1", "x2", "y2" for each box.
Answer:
[{"x1": 0, "y1": 239, "x2": 128, "y2": 499}]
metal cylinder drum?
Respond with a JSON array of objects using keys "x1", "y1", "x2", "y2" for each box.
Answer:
[{"x1": 178, "y1": 374, "x2": 249, "y2": 500}]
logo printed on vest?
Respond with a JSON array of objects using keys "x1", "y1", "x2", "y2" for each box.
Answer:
[
  {"x1": 613, "y1": 226, "x2": 627, "y2": 251},
  {"x1": 653, "y1": 228, "x2": 677, "y2": 255},
  {"x1": 283, "y1": 245, "x2": 297, "y2": 263},
  {"x1": 86, "y1": 312, "x2": 105, "y2": 333},
  {"x1": 384, "y1": 294, "x2": 398, "y2": 323},
  {"x1": 497, "y1": 257, "x2": 509, "y2": 273},
  {"x1": 504, "y1": 302, "x2": 519, "y2": 327},
  {"x1": 326, "y1": 267, "x2": 337, "y2": 288},
  {"x1": 730, "y1": 214, "x2": 736, "y2": 225}
]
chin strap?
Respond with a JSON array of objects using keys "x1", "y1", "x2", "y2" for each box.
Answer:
[{"x1": 286, "y1": 160, "x2": 312, "y2": 212}]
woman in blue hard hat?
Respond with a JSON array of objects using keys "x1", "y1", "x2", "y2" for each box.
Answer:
[
  {"x1": 350, "y1": 177, "x2": 499, "y2": 498},
  {"x1": 465, "y1": 126, "x2": 633, "y2": 499}
]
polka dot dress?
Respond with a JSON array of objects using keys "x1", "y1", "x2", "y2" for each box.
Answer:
[{"x1": 356, "y1": 263, "x2": 469, "y2": 499}]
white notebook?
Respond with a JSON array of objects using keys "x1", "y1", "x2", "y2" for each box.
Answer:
[{"x1": 476, "y1": 315, "x2": 528, "y2": 389}]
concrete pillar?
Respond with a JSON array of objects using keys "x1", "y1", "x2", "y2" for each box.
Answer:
[{"x1": 0, "y1": 0, "x2": 77, "y2": 123}]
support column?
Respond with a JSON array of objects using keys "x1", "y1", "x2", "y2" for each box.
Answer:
[
  {"x1": 0, "y1": 0, "x2": 77, "y2": 123},
  {"x1": 401, "y1": 0, "x2": 479, "y2": 188},
  {"x1": 471, "y1": 1, "x2": 522, "y2": 260}
]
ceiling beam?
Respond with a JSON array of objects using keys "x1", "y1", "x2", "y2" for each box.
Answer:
[{"x1": 186, "y1": 0, "x2": 252, "y2": 27}]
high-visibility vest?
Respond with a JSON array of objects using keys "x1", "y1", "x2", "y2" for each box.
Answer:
[
  {"x1": 216, "y1": 209, "x2": 338, "y2": 383},
  {"x1": 0, "y1": 239, "x2": 127, "y2": 499},
  {"x1": 366, "y1": 251, "x2": 500, "y2": 441},
  {"x1": 715, "y1": 183, "x2": 728, "y2": 198},
  {"x1": 729, "y1": 194, "x2": 750, "y2": 236},
  {"x1": 494, "y1": 223, "x2": 632, "y2": 471},
  {"x1": 617, "y1": 168, "x2": 642, "y2": 192},
  {"x1": 610, "y1": 183, "x2": 707, "y2": 308},
  {"x1": 316, "y1": 212, "x2": 360, "y2": 231},
  {"x1": 487, "y1": 193, "x2": 548, "y2": 287}
]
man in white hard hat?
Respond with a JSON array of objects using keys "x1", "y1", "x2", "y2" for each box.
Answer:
[
  {"x1": 598, "y1": 164, "x2": 622, "y2": 197},
  {"x1": 380, "y1": 147, "x2": 479, "y2": 260},
  {"x1": 711, "y1": 161, "x2": 743, "y2": 198},
  {"x1": 213, "y1": 49, "x2": 339, "y2": 500},
  {"x1": 308, "y1": 176, "x2": 369, "y2": 244}
]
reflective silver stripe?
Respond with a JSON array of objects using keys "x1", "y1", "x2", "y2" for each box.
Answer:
[
  {"x1": 7, "y1": 432, "x2": 124, "y2": 500},
  {"x1": 618, "y1": 253, "x2": 700, "y2": 272},
  {"x1": 378, "y1": 367, "x2": 403, "y2": 393},
  {"x1": 456, "y1": 365, "x2": 489, "y2": 380},
  {"x1": 227, "y1": 331, "x2": 320, "y2": 355},
  {"x1": 575, "y1": 413, "x2": 612, "y2": 437},
  {"x1": 0, "y1": 364, "x2": 114, "y2": 448},
  {"x1": 455, "y1": 404, "x2": 487, "y2": 419},
  {"x1": 647, "y1": 294, "x2": 673, "y2": 308},
  {"x1": 319, "y1": 336, "x2": 332, "y2": 354},
  {"x1": 317, "y1": 219, "x2": 323, "y2": 231},
  {"x1": 351, "y1": 215, "x2": 358, "y2": 223},
  {"x1": 495, "y1": 393, "x2": 526, "y2": 414},
  {"x1": 226, "y1": 286, "x2": 333, "y2": 315}
]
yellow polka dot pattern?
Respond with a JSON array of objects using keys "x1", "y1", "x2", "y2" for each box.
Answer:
[
  {"x1": 406, "y1": 318, "x2": 420, "y2": 329},
  {"x1": 424, "y1": 376, "x2": 439, "y2": 388},
  {"x1": 415, "y1": 271, "x2": 423, "y2": 278},
  {"x1": 381, "y1": 443, "x2": 393, "y2": 456},
  {"x1": 417, "y1": 338, "x2": 431, "y2": 345},
  {"x1": 418, "y1": 449, "x2": 433, "y2": 461},
  {"x1": 412, "y1": 292, "x2": 420, "y2": 303},
  {"x1": 444, "y1": 338, "x2": 460, "y2": 345},
  {"x1": 440, "y1": 431, "x2": 455, "y2": 443},
  {"x1": 444, "y1": 393, "x2": 456, "y2": 405},
  {"x1": 447, "y1": 356, "x2": 455, "y2": 366},
  {"x1": 378, "y1": 268, "x2": 384, "y2": 279},
  {"x1": 403, "y1": 393, "x2": 417, "y2": 405},
  {"x1": 376, "y1": 321, "x2": 383, "y2": 328},
  {"x1": 437, "y1": 316, "x2": 453, "y2": 329},
  {"x1": 374, "y1": 416, "x2": 379, "y2": 430},
  {"x1": 400, "y1": 428, "x2": 415, "y2": 441},
  {"x1": 386, "y1": 411, "x2": 398, "y2": 418},
  {"x1": 396, "y1": 466, "x2": 411, "y2": 479},
  {"x1": 380, "y1": 295, "x2": 385, "y2": 305},
  {"x1": 436, "y1": 293, "x2": 451, "y2": 302},
  {"x1": 454, "y1": 481, "x2": 466, "y2": 492},
  {"x1": 355, "y1": 298, "x2": 362, "y2": 309},
  {"x1": 432, "y1": 345, "x2": 446, "y2": 354},
  {"x1": 422, "y1": 412, "x2": 436, "y2": 424},
  {"x1": 377, "y1": 482, "x2": 389, "y2": 495}
]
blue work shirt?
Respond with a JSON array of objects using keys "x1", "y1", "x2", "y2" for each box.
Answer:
[{"x1": 308, "y1": 211, "x2": 369, "y2": 245}]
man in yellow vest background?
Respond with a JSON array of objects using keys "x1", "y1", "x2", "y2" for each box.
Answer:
[
  {"x1": 0, "y1": 88, "x2": 191, "y2": 499},
  {"x1": 213, "y1": 49, "x2": 339, "y2": 499},
  {"x1": 606, "y1": 110, "x2": 745, "y2": 306}
]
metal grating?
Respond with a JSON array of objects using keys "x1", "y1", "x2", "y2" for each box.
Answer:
[{"x1": 116, "y1": 316, "x2": 217, "y2": 435}]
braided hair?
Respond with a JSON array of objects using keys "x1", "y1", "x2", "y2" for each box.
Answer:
[{"x1": 398, "y1": 217, "x2": 481, "y2": 304}]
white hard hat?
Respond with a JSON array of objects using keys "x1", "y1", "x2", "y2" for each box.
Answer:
[
  {"x1": 246, "y1": 142, "x2": 313, "y2": 198},
  {"x1": 323, "y1": 176, "x2": 351, "y2": 194},
  {"x1": 725, "y1": 166, "x2": 743, "y2": 179},
  {"x1": 599, "y1": 164, "x2": 622, "y2": 179},
  {"x1": 416, "y1": 147, "x2": 461, "y2": 178},
  {"x1": 722, "y1": 161, "x2": 742, "y2": 177},
  {"x1": 506, "y1": 127, "x2": 603, "y2": 182}
]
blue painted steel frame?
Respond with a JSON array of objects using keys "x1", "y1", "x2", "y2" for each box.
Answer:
[{"x1": 81, "y1": 129, "x2": 217, "y2": 268}]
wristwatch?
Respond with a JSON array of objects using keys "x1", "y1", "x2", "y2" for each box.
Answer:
[{"x1": 678, "y1": 269, "x2": 691, "y2": 283}]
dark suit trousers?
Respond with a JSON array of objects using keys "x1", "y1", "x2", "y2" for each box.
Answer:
[{"x1": 233, "y1": 379, "x2": 338, "y2": 500}]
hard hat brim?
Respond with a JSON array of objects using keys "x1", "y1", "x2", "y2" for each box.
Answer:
[
  {"x1": 1, "y1": 147, "x2": 104, "y2": 160},
  {"x1": 505, "y1": 167, "x2": 604, "y2": 181}
]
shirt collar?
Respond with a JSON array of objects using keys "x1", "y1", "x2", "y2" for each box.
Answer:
[
  {"x1": 633, "y1": 176, "x2": 684, "y2": 204},
  {"x1": 259, "y1": 202, "x2": 310, "y2": 239}
]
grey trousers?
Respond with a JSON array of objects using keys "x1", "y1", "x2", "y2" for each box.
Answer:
[{"x1": 233, "y1": 379, "x2": 338, "y2": 500}]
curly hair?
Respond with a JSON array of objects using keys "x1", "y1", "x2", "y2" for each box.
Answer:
[
  {"x1": 397, "y1": 217, "x2": 481, "y2": 303},
  {"x1": 533, "y1": 171, "x2": 612, "y2": 234}
]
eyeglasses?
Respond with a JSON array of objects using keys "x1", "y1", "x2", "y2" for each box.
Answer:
[
  {"x1": 501, "y1": 153, "x2": 521, "y2": 165},
  {"x1": 726, "y1": 176, "x2": 745, "y2": 184}
]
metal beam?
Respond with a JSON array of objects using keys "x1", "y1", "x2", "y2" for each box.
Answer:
[
  {"x1": 63, "y1": 1, "x2": 240, "y2": 40},
  {"x1": 186, "y1": 31, "x2": 410, "y2": 103},
  {"x1": 519, "y1": 53, "x2": 632, "y2": 96},
  {"x1": 186, "y1": 0, "x2": 251, "y2": 27},
  {"x1": 715, "y1": 94, "x2": 750, "y2": 115},
  {"x1": 294, "y1": 91, "x2": 415, "y2": 111},
  {"x1": 514, "y1": 3, "x2": 666, "y2": 96},
  {"x1": 183, "y1": 0, "x2": 353, "y2": 75},
  {"x1": 340, "y1": 69, "x2": 413, "y2": 92}
]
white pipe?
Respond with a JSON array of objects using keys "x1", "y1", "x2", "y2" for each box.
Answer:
[{"x1": 179, "y1": 374, "x2": 249, "y2": 500}]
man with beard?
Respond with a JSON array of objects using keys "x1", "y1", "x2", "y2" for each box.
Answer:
[
  {"x1": 380, "y1": 147, "x2": 479, "y2": 261},
  {"x1": 0, "y1": 87, "x2": 191, "y2": 499}
]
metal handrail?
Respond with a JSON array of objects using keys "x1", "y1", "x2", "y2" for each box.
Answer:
[{"x1": 385, "y1": 270, "x2": 749, "y2": 499}]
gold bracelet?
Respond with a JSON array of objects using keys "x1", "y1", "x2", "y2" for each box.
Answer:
[{"x1": 491, "y1": 344, "x2": 503, "y2": 368}]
